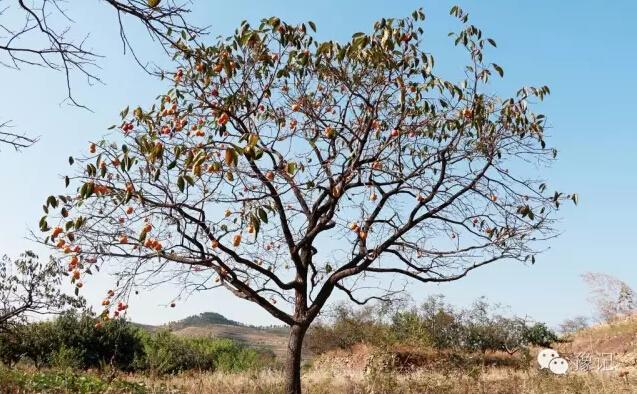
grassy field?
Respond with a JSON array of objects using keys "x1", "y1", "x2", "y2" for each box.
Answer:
[
  {"x1": 147, "y1": 369, "x2": 635, "y2": 394},
  {"x1": 1, "y1": 366, "x2": 634, "y2": 394}
]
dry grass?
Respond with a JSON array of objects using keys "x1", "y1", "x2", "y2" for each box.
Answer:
[
  {"x1": 554, "y1": 315, "x2": 637, "y2": 373},
  {"x1": 132, "y1": 320, "x2": 637, "y2": 393},
  {"x1": 130, "y1": 368, "x2": 636, "y2": 394}
]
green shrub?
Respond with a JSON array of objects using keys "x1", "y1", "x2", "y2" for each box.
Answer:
[
  {"x1": 137, "y1": 330, "x2": 273, "y2": 375},
  {"x1": 33, "y1": 311, "x2": 145, "y2": 370},
  {"x1": 418, "y1": 296, "x2": 465, "y2": 349},
  {"x1": 523, "y1": 322, "x2": 559, "y2": 347},
  {"x1": 20, "y1": 322, "x2": 61, "y2": 368},
  {"x1": 137, "y1": 330, "x2": 211, "y2": 374},
  {"x1": 0, "y1": 366, "x2": 147, "y2": 393},
  {"x1": 0, "y1": 325, "x2": 28, "y2": 367},
  {"x1": 390, "y1": 311, "x2": 431, "y2": 346},
  {"x1": 307, "y1": 297, "x2": 559, "y2": 357},
  {"x1": 0, "y1": 312, "x2": 273, "y2": 374},
  {"x1": 307, "y1": 304, "x2": 391, "y2": 353},
  {"x1": 50, "y1": 345, "x2": 83, "y2": 370}
]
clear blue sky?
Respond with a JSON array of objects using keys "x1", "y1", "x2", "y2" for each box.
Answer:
[{"x1": 0, "y1": 1, "x2": 634, "y2": 327}]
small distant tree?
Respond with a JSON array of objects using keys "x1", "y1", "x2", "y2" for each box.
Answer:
[
  {"x1": 0, "y1": 251, "x2": 84, "y2": 332},
  {"x1": 559, "y1": 316, "x2": 589, "y2": 335},
  {"x1": 523, "y1": 322, "x2": 558, "y2": 348},
  {"x1": 40, "y1": 7, "x2": 574, "y2": 393},
  {"x1": 419, "y1": 295, "x2": 463, "y2": 349},
  {"x1": 582, "y1": 272, "x2": 636, "y2": 321},
  {"x1": 391, "y1": 310, "x2": 430, "y2": 346},
  {"x1": 461, "y1": 299, "x2": 520, "y2": 355}
]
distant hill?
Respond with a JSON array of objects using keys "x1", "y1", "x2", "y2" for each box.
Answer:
[
  {"x1": 169, "y1": 312, "x2": 242, "y2": 328},
  {"x1": 137, "y1": 311, "x2": 291, "y2": 359}
]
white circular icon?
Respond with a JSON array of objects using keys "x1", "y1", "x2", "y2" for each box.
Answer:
[
  {"x1": 549, "y1": 357, "x2": 569, "y2": 375},
  {"x1": 537, "y1": 348, "x2": 559, "y2": 369}
]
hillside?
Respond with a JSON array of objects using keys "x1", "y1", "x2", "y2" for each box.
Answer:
[
  {"x1": 555, "y1": 315, "x2": 637, "y2": 372},
  {"x1": 173, "y1": 324, "x2": 290, "y2": 359},
  {"x1": 168, "y1": 312, "x2": 243, "y2": 328},
  {"x1": 142, "y1": 312, "x2": 291, "y2": 359}
]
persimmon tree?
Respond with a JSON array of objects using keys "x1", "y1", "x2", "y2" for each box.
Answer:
[
  {"x1": 40, "y1": 7, "x2": 574, "y2": 393},
  {"x1": 0, "y1": 251, "x2": 84, "y2": 331}
]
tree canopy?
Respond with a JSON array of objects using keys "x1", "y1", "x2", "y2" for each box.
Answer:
[
  {"x1": 0, "y1": 251, "x2": 84, "y2": 331},
  {"x1": 39, "y1": 7, "x2": 574, "y2": 393}
]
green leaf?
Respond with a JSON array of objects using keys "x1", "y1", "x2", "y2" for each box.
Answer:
[
  {"x1": 286, "y1": 161, "x2": 298, "y2": 175},
  {"x1": 85, "y1": 182, "x2": 94, "y2": 198},
  {"x1": 46, "y1": 196, "x2": 58, "y2": 209},
  {"x1": 39, "y1": 216, "x2": 48, "y2": 231},
  {"x1": 177, "y1": 176, "x2": 185, "y2": 192},
  {"x1": 121, "y1": 106, "x2": 129, "y2": 119},
  {"x1": 492, "y1": 63, "x2": 504, "y2": 78},
  {"x1": 308, "y1": 21, "x2": 316, "y2": 32},
  {"x1": 258, "y1": 208, "x2": 268, "y2": 224}
]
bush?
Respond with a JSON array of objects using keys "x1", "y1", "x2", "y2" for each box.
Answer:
[
  {"x1": 390, "y1": 311, "x2": 431, "y2": 347},
  {"x1": 307, "y1": 304, "x2": 391, "y2": 353},
  {"x1": 523, "y1": 323, "x2": 559, "y2": 347},
  {"x1": 62, "y1": 313, "x2": 143, "y2": 370},
  {"x1": 307, "y1": 296, "x2": 559, "y2": 357},
  {"x1": 418, "y1": 296, "x2": 465, "y2": 349},
  {"x1": 0, "y1": 366, "x2": 147, "y2": 393},
  {"x1": 136, "y1": 330, "x2": 274, "y2": 375},
  {"x1": 0, "y1": 312, "x2": 272, "y2": 375},
  {"x1": 50, "y1": 345, "x2": 83, "y2": 370},
  {"x1": 137, "y1": 330, "x2": 211, "y2": 374},
  {"x1": 0, "y1": 325, "x2": 27, "y2": 367},
  {"x1": 189, "y1": 336, "x2": 275, "y2": 372}
]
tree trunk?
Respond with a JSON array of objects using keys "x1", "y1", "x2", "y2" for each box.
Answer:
[{"x1": 285, "y1": 324, "x2": 307, "y2": 394}]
